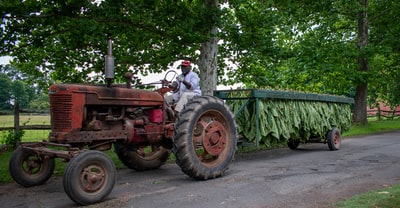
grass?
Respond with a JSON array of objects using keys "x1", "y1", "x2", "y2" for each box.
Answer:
[
  {"x1": 0, "y1": 150, "x2": 13, "y2": 183},
  {"x1": 0, "y1": 114, "x2": 51, "y2": 143},
  {"x1": 0, "y1": 114, "x2": 50, "y2": 126},
  {"x1": 343, "y1": 118, "x2": 400, "y2": 137},
  {"x1": 334, "y1": 184, "x2": 400, "y2": 208}
]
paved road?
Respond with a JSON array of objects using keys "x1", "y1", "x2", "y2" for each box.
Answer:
[{"x1": 1, "y1": 131, "x2": 400, "y2": 208}]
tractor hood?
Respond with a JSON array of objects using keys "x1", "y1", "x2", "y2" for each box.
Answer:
[{"x1": 49, "y1": 83, "x2": 164, "y2": 106}]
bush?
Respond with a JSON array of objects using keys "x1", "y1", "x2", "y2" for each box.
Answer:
[{"x1": 1, "y1": 129, "x2": 25, "y2": 148}]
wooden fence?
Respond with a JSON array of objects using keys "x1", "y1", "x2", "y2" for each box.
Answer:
[
  {"x1": 0, "y1": 103, "x2": 50, "y2": 146},
  {"x1": 367, "y1": 109, "x2": 400, "y2": 120}
]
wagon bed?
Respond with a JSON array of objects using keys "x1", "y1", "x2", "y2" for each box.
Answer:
[{"x1": 214, "y1": 89, "x2": 354, "y2": 149}]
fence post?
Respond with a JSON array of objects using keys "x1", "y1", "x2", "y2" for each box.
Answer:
[
  {"x1": 14, "y1": 102, "x2": 20, "y2": 147},
  {"x1": 377, "y1": 105, "x2": 381, "y2": 121}
]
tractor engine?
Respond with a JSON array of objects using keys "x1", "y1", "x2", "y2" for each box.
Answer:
[
  {"x1": 48, "y1": 83, "x2": 173, "y2": 150},
  {"x1": 47, "y1": 39, "x2": 174, "y2": 151}
]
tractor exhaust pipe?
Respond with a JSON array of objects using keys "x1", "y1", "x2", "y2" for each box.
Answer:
[{"x1": 105, "y1": 38, "x2": 115, "y2": 87}]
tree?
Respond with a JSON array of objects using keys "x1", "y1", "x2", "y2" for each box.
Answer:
[
  {"x1": 352, "y1": 0, "x2": 369, "y2": 124},
  {"x1": 367, "y1": 0, "x2": 400, "y2": 108},
  {"x1": 1, "y1": 0, "x2": 219, "y2": 93},
  {"x1": 12, "y1": 80, "x2": 30, "y2": 109},
  {"x1": 220, "y1": 0, "x2": 359, "y2": 95},
  {"x1": 2, "y1": 0, "x2": 400, "y2": 125},
  {"x1": 221, "y1": 1, "x2": 377, "y2": 124},
  {"x1": 0, "y1": 73, "x2": 12, "y2": 110},
  {"x1": 29, "y1": 93, "x2": 49, "y2": 110},
  {"x1": 0, "y1": 64, "x2": 46, "y2": 110},
  {"x1": 198, "y1": 0, "x2": 219, "y2": 95},
  {"x1": 219, "y1": 0, "x2": 281, "y2": 88}
]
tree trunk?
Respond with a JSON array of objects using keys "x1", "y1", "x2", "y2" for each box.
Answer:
[
  {"x1": 353, "y1": 0, "x2": 369, "y2": 124},
  {"x1": 198, "y1": 0, "x2": 219, "y2": 96}
]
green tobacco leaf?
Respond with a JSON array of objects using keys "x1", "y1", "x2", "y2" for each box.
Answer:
[{"x1": 228, "y1": 91, "x2": 352, "y2": 148}]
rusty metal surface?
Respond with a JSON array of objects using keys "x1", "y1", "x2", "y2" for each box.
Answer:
[
  {"x1": 21, "y1": 142, "x2": 83, "y2": 160},
  {"x1": 50, "y1": 83, "x2": 164, "y2": 106},
  {"x1": 49, "y1": 83, "x2": 165, "y2": 131},
  {"x1": 49, "y1": 130, "x2": 127, "y2": 143}
]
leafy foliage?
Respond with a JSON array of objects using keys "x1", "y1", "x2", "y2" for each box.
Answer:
[
  {"x1": 1, "y1": 128, "x2": 24, "y2": 148},
  {"x1": 225, "y1": 90, "x2": 352, "y2": 147},
  {"x1": 0, "y1": 73, "x2": 13, "y2": 110},
  {"x1": 220, "y1": 0, "x2": 360, "y2": 95},
  {"x1": 1, "y1": 0, "x2": 400, "y2": 121},
  {"x1": 1, "y1": 0, "x2": 215, "y2": 88},
  {"x1": 0, "y1": 65, "x2": 47, "y2": 110},
  {"x1": 367, "y1": 0, "x2": 400, "y2": 108}
]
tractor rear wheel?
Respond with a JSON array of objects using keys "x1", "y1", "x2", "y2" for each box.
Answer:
[
  {"x1": 63, "y1": 150, "x2": 116, "y2": 205},
  {"x1": 114, "y1": 143, "x2": 170, "y2": 171},
  {"x1": 173, "y1": 96, "x2": 238, "y2": 180},
  {"x1": 9, "y1": 147, "x2": 55, "y2": 187}
]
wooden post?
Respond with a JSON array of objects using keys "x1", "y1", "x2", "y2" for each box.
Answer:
[
  {"x1": 14, "y1": 102, "x2": 20, "y2": 147},
  {"x1": 377, "y1": 105, "x2": 381, "y2": 121},
  {"x1": 390, "y1": 109, "x2": 395, "y2": 120}
]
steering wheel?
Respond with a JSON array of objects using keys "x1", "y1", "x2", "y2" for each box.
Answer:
[{"x1": 161, "y1": 70, "x2": 179, "y2": 87}]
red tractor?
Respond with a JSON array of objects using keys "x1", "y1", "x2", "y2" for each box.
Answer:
[{"x1": 9, "y1": 39, "x2": 238, "y2": 205}]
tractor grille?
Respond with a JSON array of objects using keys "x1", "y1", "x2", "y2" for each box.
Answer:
[{"x1": 50, "y1": 94, "x2": 73, "y2": 131}]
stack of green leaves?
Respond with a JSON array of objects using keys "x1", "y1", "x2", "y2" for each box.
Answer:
[{"x1": 226, "y1": 91, "x2": 352, "y2": 147}]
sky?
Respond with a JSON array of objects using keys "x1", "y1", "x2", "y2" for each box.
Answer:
[{"x1": 0, "y1": 56, "x2": 11, "y2": 65}]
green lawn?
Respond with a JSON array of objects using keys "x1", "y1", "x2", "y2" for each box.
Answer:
[
  {"x1": 343, "y1": 118, "x2": 400, "y2": 137},
  {"x1": 334, "y1": 184, "x2": 400, "y2": 208},
  {"x1": 0, "y1": 114, "x2": 50, "y2": 126},
  {"x1": 0, "y1": 114, "x2": 50, "y2": 143}
]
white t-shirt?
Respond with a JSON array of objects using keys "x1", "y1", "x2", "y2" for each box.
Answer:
[{"x1": 178, "y1": 71, "x2": 202, "y2": 96}]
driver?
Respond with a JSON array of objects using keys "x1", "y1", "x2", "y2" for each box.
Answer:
[{"x1": 165, "y1": 60, "x2": 201, "y2": 113}]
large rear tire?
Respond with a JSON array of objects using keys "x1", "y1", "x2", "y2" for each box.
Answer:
[
  {"x1": 114, "y1": 143, "x2": 170, "y2": 171},
  {"x1": 9, "y1": 147, "x2": 55, "y2": 187},
  {"x1": 173, "y1": 96, "x2": 238, "y2": 180},
  {"x1": 63, "y1": 150, "x2": 116, "y2": 205}
]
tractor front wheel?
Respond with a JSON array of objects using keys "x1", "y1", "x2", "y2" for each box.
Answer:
[
  {"x1": 173, "y1": 96, "x2": 238, "y2": 180},
  {"x1": 9, "y1": 146, "x2": 55, "y2": 187},
  {"x1": 63, "y1": 150, "x2": 116, "y2": 205}
]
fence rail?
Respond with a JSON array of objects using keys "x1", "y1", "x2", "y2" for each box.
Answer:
[
  {"x1": 0, "y1": 103, "x2": 50, "y2": 146},
  {"x1": 367, "y1": 109, "x2": 400, "y2": 120},
  {"x1": 0, "y1": 125, "x2": 50, "y2": 131}
]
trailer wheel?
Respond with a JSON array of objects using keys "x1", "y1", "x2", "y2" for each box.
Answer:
[
  {"x1": 173, "y1": 96, "x2": 238, "y2": 180},
  {"x1": 9, "y1": 147, "x2": 55, "y2": 187},
  {"x1": 327, "y1": 127, "x2": 341, "y2": 151},
  {"x1": 287, "y1": 139, "x2": 300, "y2": 150},
  {"x1": 114, "y1": 143, "x2": 170, "y2": 171},
  {"x1": 63, "y1": 150, "x2": 116, "y2": 205}
]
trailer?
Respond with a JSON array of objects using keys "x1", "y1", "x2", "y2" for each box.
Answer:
[{"x1": 214, "y1": 89, "x2": 354, "y2": 150}]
